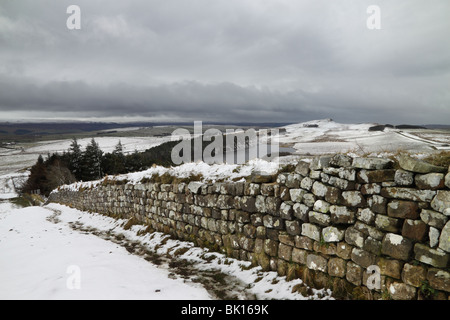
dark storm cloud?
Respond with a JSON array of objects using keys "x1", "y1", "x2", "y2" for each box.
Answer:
[{"x1": 0, "y1": 0, "x2": 449, "y2": 124}]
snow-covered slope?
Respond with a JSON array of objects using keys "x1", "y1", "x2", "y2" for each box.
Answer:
[{"x1": 278, "y1": 119, "x2": 447, "y2": 156}]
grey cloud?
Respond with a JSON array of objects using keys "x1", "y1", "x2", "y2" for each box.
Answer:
[{"x1": 0, "y1": 0, "x2": 449, "y2": 124}]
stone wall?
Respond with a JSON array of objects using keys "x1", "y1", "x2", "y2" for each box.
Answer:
[{"x1": 48, "y1": 154, "x2": 450, "y2": 300}]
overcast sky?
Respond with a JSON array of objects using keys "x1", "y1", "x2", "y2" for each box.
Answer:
[{"x1": 0, "y1": 0, "x2": 449, "y2": 124}]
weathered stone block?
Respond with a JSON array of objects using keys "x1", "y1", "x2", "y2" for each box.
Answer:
[
  {"x1": 377, "y1": 257, "x2": 403, "y2": 279},
  {"x1": 285, "y1": 173, "x2": 301, "y2": 189},
  {"x1": 402, "y1": 219, "x2": 427, "y2": 241},
  {"x1": 351, "y1": 248, "x2": 376, "y2": 268},
  {"x1": 328, "y1": 257, "x2": 347, "y2": 278},
  {"x1": 389, "y1": 282, "x2": 416, "y2": 300},
  {"x1": 427, "y1": 268, "x2": 450, "y2": 293},
  {"x1": 368, "y1": 195, "x2": 387, "y2": 214},
  {"x1": 278, "y1": 243, "x2": 293, "y2": 261},
  {"x1": 260, "y1": 183, "x2": 276, "y2": 196},
  {"x1": 361, "y1": 183, "x2": 381, "y2": 195},
  {"x1": 438, "y1": 221, "x2": 450, "y2": 253},
  {"x1": 387, "y1": 200, "x2": 419, "y2": 219},
  {"x1": 293, "y1": 203, "x2": 309, "y2": 222},
  {"x1": 329, "y1": 154, "x2": 353, "y2": 167},
  {"x1": 357, "y1": 169, "x2": 395, "y2": 184},
  {"x1": 311, "y1": 181, "x2": 328, "y2": 198},
  {"x1": 346, "y1": 261, "x2": 362, "y2": 286},
  {"x1": 285, "y1": 220, "x2": 301, "y2": 236},
  {"x1": 352, "y1": 157, "x2": 393, "y2": 170},
  {"x1": 187, "y1": 181, "x2": 204, "y2": 194},
  {"x1": 357, "y1": 208, "x2": 376, "y2": 225},
  {"x1": 295, "y1": 235, "x2": 314, "y2": 250},
  {"x1": 306, "y1": 253, "x2": 327, "y2": 272},
  {"x1": 414, "y1": 243, "x2": 449, "y2": 268},
  {"x1": 280, "y1": 202, "x2": 293, "y2": 220},
  {"x1": 289, "y1": 188, "x2": 307, "y2": 203},
  {"x1": 265, "y1": 197, "x2": 282, "y2": 215},
  {"x1": 381, "y1": 187, "x2": 436, "y2": 202},
  {"x1": 313, "y1": 200, "x2": 330, "y2": 213},
  {"x1": 339, "y1": 168, "x2": 356, "y2": 181},
  {"x1": 301, "y1": 223, "x2": 321, "y2": 242},
  {"x1": 300, "y1": 176, "x2": 314, "y2": 191},
  {"x1": 375, "y1": 214, "x2": 401, "y2": 233},
  {"x1": 415, "y1": 173, "x2": 445, "y2": 190},
  {"x1": 429, "y1": 227, "x2": 440, "y2": 248},
  {"x1": 330, "y1": 205, "x2": 355, "y2": 224},
  {"x1": 255, "y1": 195, "x2": 267, "y2": 213},
  {"x1": 262, "y1": 215, "x2": 284, "y2": 230},
  {"x1": 295, "y1": 161, "x2": 310, "y2": 176},
  {"x1": 381, "y1": 233, "x2": 413, "y2": 261},
  {"x1": 395, "y1": 169, "x2": 415, "y2": 186},
  {"x1": 420, "y1": 209, "x2": 448, "y2": 229},
  {"x1": 308, "y1": 211, "x2": 331, "y2": 226},
  {"x1": 431, "y1": 190, "x2": 450, "y2": 216},
  {"x1": 341, "y1": 191, "x2": 366, "y2": 207},
  {"x1": 310, "y1": 156, "x2": 333, "y2": 170},
  {"x1": 292, "y1": 248, "x2": 307, "y2": 265},
  {"x1": 302, "y1": 193, "x2": 316, "y2": 207},
  {"x1": 402, "y1": 263, "x2": 427, "y2": 287},
  {"x1": 363, "y1": 236, "x2": 382, "y2": 255},
  {"x1": 336, "y1": 242, "x2": 353, "y2": 259},
  {"x1": 345, "y1": 227, "x2": 365, "y2": 248},
  {"x1": 398, "y1": 155, "x2": 446, "y2": 173},
  {"x1": 322, "y1": 226, "x2": 345, "y2": 242},
  {"x1": 264, "y1": 239, "x2": 278, "y2": 257}
]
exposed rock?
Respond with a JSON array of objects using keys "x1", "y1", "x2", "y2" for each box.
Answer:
[
  {"x1": 289, "y1": 188, "x2": 307, "y2": 202},
  {"x1": 438, "y1": 221, "x2": 450, "y2": 253},
  {"x1": 414, "y1": 243, "x2": 449, "y2": 268},
  {"x1": 310, "y1": 156, "x2": 333, "y2": 170},
  {"x1": 427, "y1": 268, "x2": 450, "y2": 293},
  {"x1": 306, "y1": 253, "x2": 328, "y2": 272},
  {"x1": 420, "y1": 209, "x2": 448, "y2": 229},
  {"x1": 322, "y1": 226, "x2": 345, "y2": 242},
  {"x1": 401, "y1": 219, "x2": 427, "y2": 241},
  {"x1": 381, "y1": 233, "x2": 413, "y2": 261},
  {"x1": 357, "y1": 169, "x2": 395, "y2": 184},
  {"x1": 429, "y1": 227, "x2": 440, "y2": 248},
  {"x1": 431, "y1": 190, "x2": 450, "y2": 216},
  {"x1": 394, "y1": 169, "x2": 415, "y2": 186},
  {"x1": 295, "y1": 161, "x2": 310, "y2": 176},
  {"x1": 330, "y1": 205, "x2": 355, "y2": 224},
  {"x1": 345, "y1": 227, "x2": 365, "y2": 248},
  {"x1": 329, "y1": 154, "x2": 353, "y2": 167},
  {"x1": 352, "y1": 157, "x2": 393, "y2": 170},
  {"x1": 389, "y1": 282, "x2": 416, "y2": 300},
  {"x1": 301, "y1": 223, "x2": 321, "y2": 242},
  {"x1": 308, "y1": 211, "x2": 331, "y2": 226},
  {"x1": 292, "y1": 202, "x2": 309, "y2": 222},
  {"x1": 402, "y1": 263, "x2": 427, "y2": 287},
  {"x1": 381, "y1": 187, "x2": 436, "y2": 202},
  {"x1": 415, "y1": 173, "x2": 445, "y2": 190},
  {"x1": 328, "y1": 257, "x2": 346, "y2": 278},
  {"x1": 387, "y1": 200, "x2": 419, "y2": 219},
  {"x1": 398, "y1": 155, "x2": 446, "y2": 173},
  {"x1": 375, "y1": 214, "x2": 401, "y2": 233},
  {"x1": 341, "y1": 191, "x2": 366, "y2": 208}
]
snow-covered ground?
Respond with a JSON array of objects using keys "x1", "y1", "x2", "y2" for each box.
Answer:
[
  {"x1": 0, "y1": 203, "x2": 211, "y2": 300},
  {"x1": 0, "y1": 202, "x2": 331, "y2": 300},
  {"x1": 0, "y1": 136, "x2": 171, "y2": 177},
  {"x1": 278, "y1": 119, "x2": 450, "y2": 156}
]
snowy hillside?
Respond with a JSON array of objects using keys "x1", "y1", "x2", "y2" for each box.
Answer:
[{"x1": 278, "y1": 118, "x2": 449, "y2": 156}]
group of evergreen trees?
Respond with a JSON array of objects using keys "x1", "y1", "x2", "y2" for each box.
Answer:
[{"x1": 21, "y1": 137, "x2": 179, "y2": 196}]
